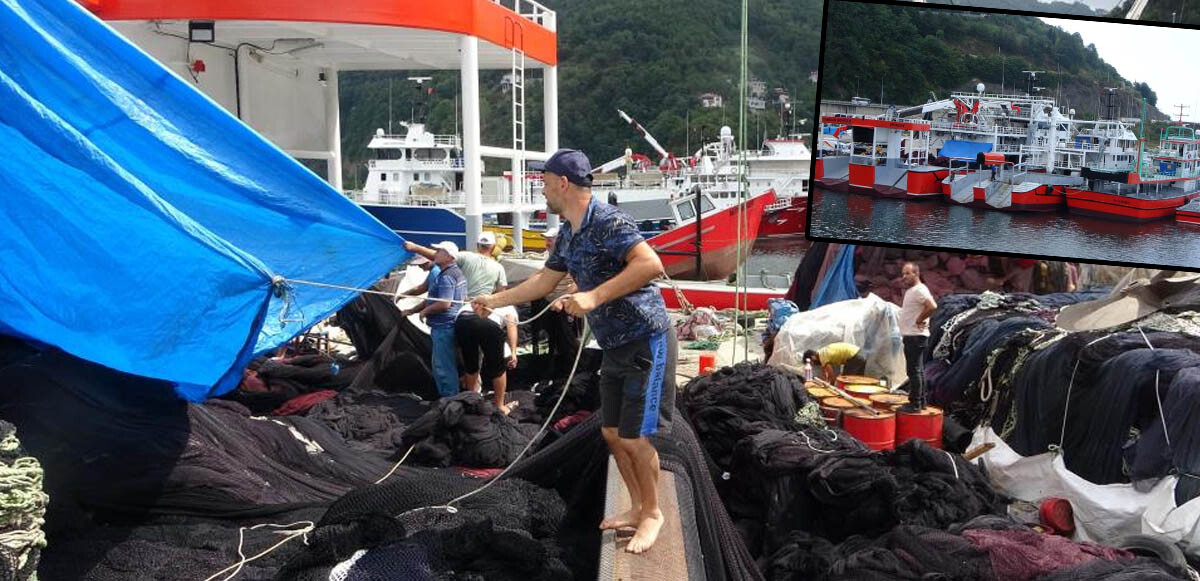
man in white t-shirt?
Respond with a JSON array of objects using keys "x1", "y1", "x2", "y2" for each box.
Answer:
[
  {"x1": 899, "y1": 262, "x2": 937, "y2": 412},
  {"x1": 407, "y1": 233, "x2": 506, "y2": 299}
]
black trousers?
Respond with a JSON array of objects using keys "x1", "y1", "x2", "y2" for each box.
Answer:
[
  {"x1": 903, "y1": 335, "x2": 928, "y2": 408},
  {"x1": 530, "y1": 298, "x2": 580, "y2": 378},
  {"x1": 455, "y1": 314, "x2": 507, "y2": 381}
]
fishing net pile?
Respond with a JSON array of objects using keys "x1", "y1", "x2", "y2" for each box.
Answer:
[
  {"x1": 762, "y1": 516, "x2": 1187, "y2": 581},
  {"x1": 678, "y1": 361, "x2": 1192, "y2": 580},
  {"x1": 399, "y1": 391, "x2": 541, "y2": 468},
  {"x1": 923, "y1": 288, "x2": 1200, "y2": 505}
]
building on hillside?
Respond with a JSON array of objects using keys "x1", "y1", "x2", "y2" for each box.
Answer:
[
  {"x1": 699, "y1": 92, "x2": 724, "y2": 108},
  {"x1": 809, "y1": 70, "x2": 819, "y2": 83},
  {"x1": 749, "y1": 79, "x2": 767, "y2": 98},
  {"x1": 748, "y1": 96, "x2": 767, "y2": 110}
]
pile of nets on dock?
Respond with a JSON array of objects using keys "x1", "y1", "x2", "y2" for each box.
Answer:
[
  {"x1": 923, "y1": 286, "x2": 1200, "y2": 502},
  {"x1": 678, "y1": 361, "x2": 1195, "y2": 580}
]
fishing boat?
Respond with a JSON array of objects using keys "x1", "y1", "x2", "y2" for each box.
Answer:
[
  {"x1": 819, "y1": 112, "x2": 940, "y2": 198},
  {"x1": 596, "y1": 112, "x2": 810, "y2": 237},
  {"x1": 1177, "y1": 198, "x2": 1200, "y2": 226},
  {"x1": 647, "y1": 189, "x2": 775, "y2": 280},
  {"x1": 1066, "y1": 116, "x2": 1200, "y2": 223}
]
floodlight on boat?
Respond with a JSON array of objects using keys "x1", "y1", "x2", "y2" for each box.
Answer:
[{"x1": 188, "y1": 20, "x2": 214, "y2": 43}]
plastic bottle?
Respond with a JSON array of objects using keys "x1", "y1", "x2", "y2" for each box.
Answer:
[{"x1": 803, "y1": 358, "x2": 813, "y2": 381}]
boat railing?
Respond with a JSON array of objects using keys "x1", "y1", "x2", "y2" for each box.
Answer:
[
  {"x1": 490, "y1": 0, "x2": 556, "y2": 28},
  {"x1": 849, "y1": 154, "x2": 882, "y2": 166}
]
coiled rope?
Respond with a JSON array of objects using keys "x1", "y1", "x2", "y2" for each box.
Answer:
[{"x1": 0, "y1": 426, "x2": 48, "y2": 575}]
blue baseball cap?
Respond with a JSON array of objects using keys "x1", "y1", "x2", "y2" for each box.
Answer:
[{"x1": 531, "y1": 149, "x2": 593, "y2": 187}]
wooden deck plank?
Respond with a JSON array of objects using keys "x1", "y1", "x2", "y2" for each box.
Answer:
[{"x1": 598, "y1": 455, "x2": 691, "y2": 581}]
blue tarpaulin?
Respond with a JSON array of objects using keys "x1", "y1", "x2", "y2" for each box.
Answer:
[
  {"x1": 810, "y1": 244, "x2": 858, "y2": 309},
  {"x1": 938, "y1": 140, "x2": 993, "y2": 160},
  {"x1": 0, "y1": 0, "x2": 406, "y2": 400}
]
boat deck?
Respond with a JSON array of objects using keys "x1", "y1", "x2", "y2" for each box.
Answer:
[{"x1": 1082, "y1": 182, "x2": 1192, "y2": 200}]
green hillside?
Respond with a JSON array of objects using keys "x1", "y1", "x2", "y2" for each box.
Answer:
[
  {"x1": 1111, "y1": 0, "x2": 1198, "y2": 23},
  {"x1": 821, "y1": 2, "x2": 1165, "y2": 122},
  {"x1": 337, "y1": 0, "x2": 821, "y2": 185},
  {"x1": 927, "y1": 0, "x2": 1106, "y2": 16}
]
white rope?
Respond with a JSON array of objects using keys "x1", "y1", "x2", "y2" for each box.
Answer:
[
  {"x1": 374, "y1": 444, "x2": 416, "y2": 485},
  {"x1": 282, "y1": 277, "x2": 565, "y2": 327},
  {"x1": 1137, "y1": 327, "x2": 1173, "y2": 449},
  {"x1": 943, "y1": 451, "x2": 960, "y2": 480},
  {"x1": 1053, "y1": 333, "x2": 1115, "y2": 454},
  {"x1": 1052, "y1": 359, "x2": 1080, "y2": 455},
  {"x1": 203, "y1": 521, "x2": 315, "y2": 581}
]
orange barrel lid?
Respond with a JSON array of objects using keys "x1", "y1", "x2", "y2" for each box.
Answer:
[
  {"x1": 837, "y1": 375, "x2": 879, "y2": 385},
  {"x1": 846, "y1": 384, "x2": 888, "y2": 397},
  {"x1": 807, "y1": 387, "x2": 836, "y2": 399},
  {"x1": 822, "y1": 396, "x2": 870, "y2": 409},
  {"x1": 844, "y1": 408, "x2": 895, "y2": 420},
  {"x1": 869, "y1": 393, "x2": 909, "y2": 406}
]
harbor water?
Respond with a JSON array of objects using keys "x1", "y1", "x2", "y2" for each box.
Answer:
[{"x1": 808, "y1": 187, "x2": 1200, "y2": 269}]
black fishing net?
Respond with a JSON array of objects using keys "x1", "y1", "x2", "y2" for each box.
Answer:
[
  {"x1": 333, "y1": 292, "x2": 437, "y2": 399},
  {"x1": 304, "y1": 389, "x2": 430, "y2": 459},
  {"x1": 400, "y1": 391, "x2": 539, "y2": 468},
  {"x1": 678, "y1": 362, "x2": 811, "y2": 471},
  {"x1": 276, "y1": 467, "x2": 572, "y2": 581}
]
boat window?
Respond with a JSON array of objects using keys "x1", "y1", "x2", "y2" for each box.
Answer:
[
  {"x1": 380, "y1": 172, "x2": 387, "y2": 181},
  {"x1": 677, "y1": 202, "x2": 695, "y2": 221},
  {"x1": 374, "y1": 148, "x2": 402, "y2": 160}
]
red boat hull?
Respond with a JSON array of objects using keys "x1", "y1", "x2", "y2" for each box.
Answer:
[
  {"x1": 647, "y1": 191, "x2": 773, "y2": 281},
  {"x1": 848, "y1": 163, "x2": 876, "y2": 194},
  {"x1": 658, "y1": 283, "x2": 784, "y2": 311},
  {"x1": 972, "y1": 183, "x2": 1064, "y2": 212},
  {"x1": 1178, "y1": 208, "x2": 1200, "y2": 225},
  {"x1": 1065, "y1": 188, "x2": 1196, "y2": 223},
  {"x1": 757, "y1": 198, "x2": 808, "y2": 238}
]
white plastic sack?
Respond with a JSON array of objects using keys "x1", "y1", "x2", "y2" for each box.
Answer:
[
  {"x1": 768, "y1": 294, "x2": 906, "y2": 384},
  {"x1": 970, "y1": 427, "x2": 1200, "y2": 558}
]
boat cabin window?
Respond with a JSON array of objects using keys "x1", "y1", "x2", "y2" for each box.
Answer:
[
  {"x1": 380, "y1": 172, "x2": 387, "y2": 181},
  {"x1": 674, "y1": 195, "x2": 716, "y2": 221},
  {"x1": 393, "y1": 173, "x2": 401, "y2": 181},
  {"x1": 374, "y1": 148, "x2": 403, "y2": 160}
]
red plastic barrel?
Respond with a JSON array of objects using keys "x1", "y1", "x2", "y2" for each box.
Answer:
[
  {"x1": 896, "y1": 406, "x2": 944, "y2": 449},
  {"x1": 698, "y1": 353, "x2": 717, "y2": 375},
  {"x1": 843, "y1": 408, "x2": 896, "y2": 451}
]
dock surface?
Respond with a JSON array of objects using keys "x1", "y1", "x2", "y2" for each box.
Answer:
[{"x1": 598, "y1": 456, "x2": 694, "y2": 580}]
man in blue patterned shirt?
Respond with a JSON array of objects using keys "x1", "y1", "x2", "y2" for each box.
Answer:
[{"x1": 474, "y1": 149, "x2": 676, "y2": 554}]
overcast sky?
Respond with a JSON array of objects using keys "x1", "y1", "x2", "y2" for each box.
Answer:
[{"x1": 1040, "y1": 17, "x2": 1200, "y2": 121}]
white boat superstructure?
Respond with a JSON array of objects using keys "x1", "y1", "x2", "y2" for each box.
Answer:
[{"x1": 357, "y1": 124, "x2": 467, "y2": 207}]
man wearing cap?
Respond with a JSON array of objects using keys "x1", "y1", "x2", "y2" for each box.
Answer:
[
  {"x1": 397, "y1": 254, "x2": 440, "y2": 299},
  {"x1": 474, "y1": 149, "x2": 675, "y2": 554},
  {"x1": 406, "y1": 233, "x2": 506, "y2": 300},
  {"x1": 401, "y1": 241, "x2": 466, "y2": 398}
]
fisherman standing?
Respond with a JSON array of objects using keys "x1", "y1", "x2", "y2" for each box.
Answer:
[
  {"x1": 474, "y1": 149, "x2": 675, "y2": 554},
  {"x1": 898, "y1": 262, "x2": 936, "y2": 412},
  {"x1": 400, "y1": 241, "x2": 466, "y2": 398}
]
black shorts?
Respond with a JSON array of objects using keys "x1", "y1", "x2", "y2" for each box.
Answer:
[
  {"x1": 455, "y1": 314, "x2": 507, "y2": 380},
  {"x1": 600, "y1": 330, "x2": 677, "y2": 439}
]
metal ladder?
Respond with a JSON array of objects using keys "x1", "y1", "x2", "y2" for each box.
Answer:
[{"x1": 510, "y1": 38, "x2": 527, "y2": 205}]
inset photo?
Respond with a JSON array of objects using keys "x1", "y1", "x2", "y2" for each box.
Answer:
[{"x1": 809, "y1": 0, "x2": 1200, "y2": 269}]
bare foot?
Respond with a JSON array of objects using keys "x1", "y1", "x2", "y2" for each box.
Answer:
[
  {"x1": 498, "y1": 401, "x2": 517, "y2": 415},
  {"x1": 599, "y1": 508, "x2": 641, "y2": 530},
  {"x1": 625, "y1": 510, "x2": 664, "y2": 554}
]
